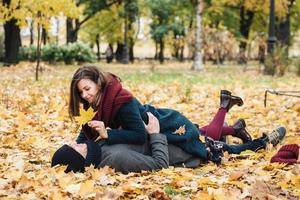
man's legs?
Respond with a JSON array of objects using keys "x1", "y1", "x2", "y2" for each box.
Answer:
[
  {"x1": 223, "y1": 137, "x2": 266, "y2": 154},
  {"x1": 223, "y1": 126, "x2": 286, "y2": 154}
]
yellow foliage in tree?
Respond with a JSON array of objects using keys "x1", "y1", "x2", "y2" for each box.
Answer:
[
  {"x1": 224, "y1": 0, "x2": 290, "y2": 18},
  {"x1": 0, "y1": 0, "x2": 81, "y2": 29}
]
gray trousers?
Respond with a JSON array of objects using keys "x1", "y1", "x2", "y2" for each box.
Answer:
[{"x1": 98, "y1": 134, "x2": 201, "y2": 174}]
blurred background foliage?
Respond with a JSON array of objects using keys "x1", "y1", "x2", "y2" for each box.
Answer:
[{"x1": 1, "y1": 0, "x2": 300, "y2": 76}]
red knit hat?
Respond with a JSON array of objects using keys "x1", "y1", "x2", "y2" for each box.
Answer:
[{"x1": 270, "y1": 144, "x2": 299, "y2": 165}]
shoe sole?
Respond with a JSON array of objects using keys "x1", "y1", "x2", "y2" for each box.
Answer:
[{"x1": 221, "y1": 94, "x2": 244, "y2": 106}]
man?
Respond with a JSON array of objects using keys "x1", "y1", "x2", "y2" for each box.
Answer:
[
  {"x1": 51, "y1": 113, "x2": 170, "y2": 173},
  {"x1": 51, "y1": 113, "x2": 286, "y2": 173}
]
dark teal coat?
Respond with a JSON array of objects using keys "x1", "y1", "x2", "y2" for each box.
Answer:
[{"x1": 77, "y1": 98, "x2": 208, "y2": 159}]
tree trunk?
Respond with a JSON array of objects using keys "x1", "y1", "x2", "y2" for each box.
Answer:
[
  {"x1": 115, "y1": 39, "x2": 129, "y2": 64},
  {"x1": 129, "y1": 38, "x2": 134, "y2": 63},
  {"x1": 180, "y1": 45, "x2": 184, "y2": 62},
  {"x1": 277, "y1": 17, "x2": 290, "y2": 46},
  {"x1": 42, "y1": 28, "x2": 47, "y2": 45},
  {"x1": 120, "y1": 17, "x2": 129, "y2": 64},
  {"x1": 55, "y1": 17, "x2": 59, "y2": 45},
  {"x1": 30, "y1": 20, "x2": 34, "y2": 45},
  {"x1": 173, "y1": 34, "x2": 179, "y2": 59},
  {"x1": 95, "y1": 34, "x2": 101, "y2": 61},
  {"x1": 238, "y1": 6, "x2": 254, "y2": 64},
  {"x1": 4, "y1": 18, "x2": 21, "y2": 65},
  {"x1": 276, "y1": 1, "x2": 293, "y2": 51},
  {"x1": 159, "y1": 37, "x2": 164, "y2": 64},
  {"x1": 66, "y1": 18, "x2": 78, "y2": 43},
  {"x1": 154, "y1": 42, "x2": 158, "y2": 60},
  {"x1": 36, "y1": 23, "x2": 41, "y2": 81},
  {"x1": 106, "y1": 44, "x2": 114, "y2": 63},
  {"x1": 128, "y1": 22, "x2": 134, "y2": 63},
  {"x1": 187, "y1": 14, "x2": 194, "y2": 59},
  {"x1": 192, "y1": 0, "x2": 203, "y2": 70}
]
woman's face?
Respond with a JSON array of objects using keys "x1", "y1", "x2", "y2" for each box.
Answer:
[{"x1": 77, "y1": 79, "x2": 100, "y2": 104}]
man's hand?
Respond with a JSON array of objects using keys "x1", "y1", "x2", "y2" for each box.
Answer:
[
  {"x1": 145, "y1": 112, "x2": 160, "y2": 134},
  {"x1": 88, "y1": 120, "x2": 108, "y2": 139}
]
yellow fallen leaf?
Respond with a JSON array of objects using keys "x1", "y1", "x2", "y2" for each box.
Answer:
[
  {"x1": 228, "y1": 171, "x2": 244, "y2": 181},
  {"x1": 197, "y1": 177, "x2": 217, "y2": 188},
  {"x1": 79, "y1": 180, "x2": 95, "y2": 197},
  {"x1": 291, "y1": 175, "x2": 300, "y2": 186},
  {"x1": 277, "y1": 181, "x2": 290, "y2": 189},
  {"x1": 194, "y1": 190, "x2": 214, "y2": 200},
  {"x1": 199, "y1": 135, "x2": 205, "y2": 142},
  {"x1": 65, "y1": 183, "x2": 80, "y2": 195},
  {"x1": 263, "y1": 163, "x2": 287, "y2": 171},
  {"x1": 74, "y1": 107, "x2": 97, "y2": 126},
  {"x1": 294, "y1": 106, "x2": 300, "y2": 115},
  {"x1": 50, "y1": 191, "x2": 65, "y2": 200},
  {"x1": 174, "y1": 125, "x2": 186, "y2": 135}
]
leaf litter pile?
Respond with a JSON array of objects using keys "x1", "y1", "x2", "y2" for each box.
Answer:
[{"x1": 0, "y1": 63, "x2": 299, "y2": 199}]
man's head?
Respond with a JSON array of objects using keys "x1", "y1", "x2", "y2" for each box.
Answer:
[{"x1": 51, "y1": 140, "x2": 101, "y2": 173}]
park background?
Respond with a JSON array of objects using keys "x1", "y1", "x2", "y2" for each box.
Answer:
[{"x1": 1, "y1": 0, "x2": 300, "y2": 199}]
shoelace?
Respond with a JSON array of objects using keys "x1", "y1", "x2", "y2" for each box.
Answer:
[{"x1": 268, "y1": 129, "x2": 280, "y2": 145}]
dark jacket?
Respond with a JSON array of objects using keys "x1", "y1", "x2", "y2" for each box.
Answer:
[
  {"x1": 99, "y1": 133, "x2": 170, "y2": 173},
  {"x1": 99, "y1": 134, "x2": 203, "y2": 173}
]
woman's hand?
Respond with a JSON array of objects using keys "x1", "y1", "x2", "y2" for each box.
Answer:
[
  {"x1": 145, "y1": 112, "x2": 160, "y2": 134},
  {"x1": 88, "y1": 120, "x2": 108, "y2": 139}
]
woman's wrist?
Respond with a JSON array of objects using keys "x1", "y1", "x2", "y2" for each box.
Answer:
[{"x1": 101, "y1": 128, "x2": 108, "y2": 139}]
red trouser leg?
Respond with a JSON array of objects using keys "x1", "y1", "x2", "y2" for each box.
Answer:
[{"x1": 200, "y1": 108, "x2": 235, "y2": 140}]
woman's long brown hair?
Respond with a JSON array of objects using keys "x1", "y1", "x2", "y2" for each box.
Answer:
[{"x1": 69, "y1": 65, "x2": 109, "y2": 119}]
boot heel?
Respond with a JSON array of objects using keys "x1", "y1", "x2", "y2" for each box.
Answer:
[{"x1": 230, "y1": 95, "x2": 243, "y2": 106}]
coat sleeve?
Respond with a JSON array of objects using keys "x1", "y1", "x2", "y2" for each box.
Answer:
[
  {"x1": 106, "y1": 100, "x2": 148, "y2": 144},
  {"x1": 98, "y1": 134, "x2": 169, "y2": 173},
  {"x1": 76, "y1": 129, "x2": 87, "y2": 144}
]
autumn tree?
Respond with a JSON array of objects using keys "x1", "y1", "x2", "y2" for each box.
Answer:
[
  {"x1": 124, "y1": 0, "x2": 139, "y2": 63},
  {"x1": 276, "y1": 0, "x2": 300, "y2": 56},
  {"x1": 66, "y1": 0, "x2": 121, "y2": 43},
  {"x1": 80, "y1": 5, "x2": 123, "y2": 60},
  {"x1": 1, "y1": 0, "x2": 22, "y2": 65},
  {"x1": 0, "y1": 0, "x2": 80, "y2": 79},
  {"x1": 114, "y1": 0, "x2": 139, "y2": 63},
  {"x1": 147, "y1": 0, "x2": 174, "y2": 63},
  {"x1": 192, "y1": 0, "x2": 203, "y2": 70},
  {"x1": 168, "y1": 0, "x2": 194, "y2": 61}
]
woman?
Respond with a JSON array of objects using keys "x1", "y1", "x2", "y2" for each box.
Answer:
[{"x1": 69, "y1": 65, "x2": 253, "y2": 164}]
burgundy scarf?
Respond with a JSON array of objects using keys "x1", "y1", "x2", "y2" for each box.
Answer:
[{"x1": 83, "y1": 74, "x2": 133, "y2": 140}]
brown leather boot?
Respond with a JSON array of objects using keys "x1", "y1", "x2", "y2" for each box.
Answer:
[
  {"x1": 220, "y1": 90, "x2": 243, "y2": 112},
  {"x1": 232, "y1": 119, "x2": 252, "y2": 143}
]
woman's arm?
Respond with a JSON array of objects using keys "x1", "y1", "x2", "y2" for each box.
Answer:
[
  {"x1": 106, "y1": 100, "x2": 148, "y2": 144},
  {"x1": 86, "y1": 99, "x2": 148, "y2": 144},
  {"x1": 106, "y1": 106, "x2": 147, "y2": 144}
]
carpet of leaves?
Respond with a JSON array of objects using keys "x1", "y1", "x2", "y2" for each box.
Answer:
[{"x1": 0, "y1": 62, "x2": 299, "y2": 200}]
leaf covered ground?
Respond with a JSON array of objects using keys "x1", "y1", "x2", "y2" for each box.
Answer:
[{"x1": 0, "y1": 62, "x2": 299, "y2": 200}]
